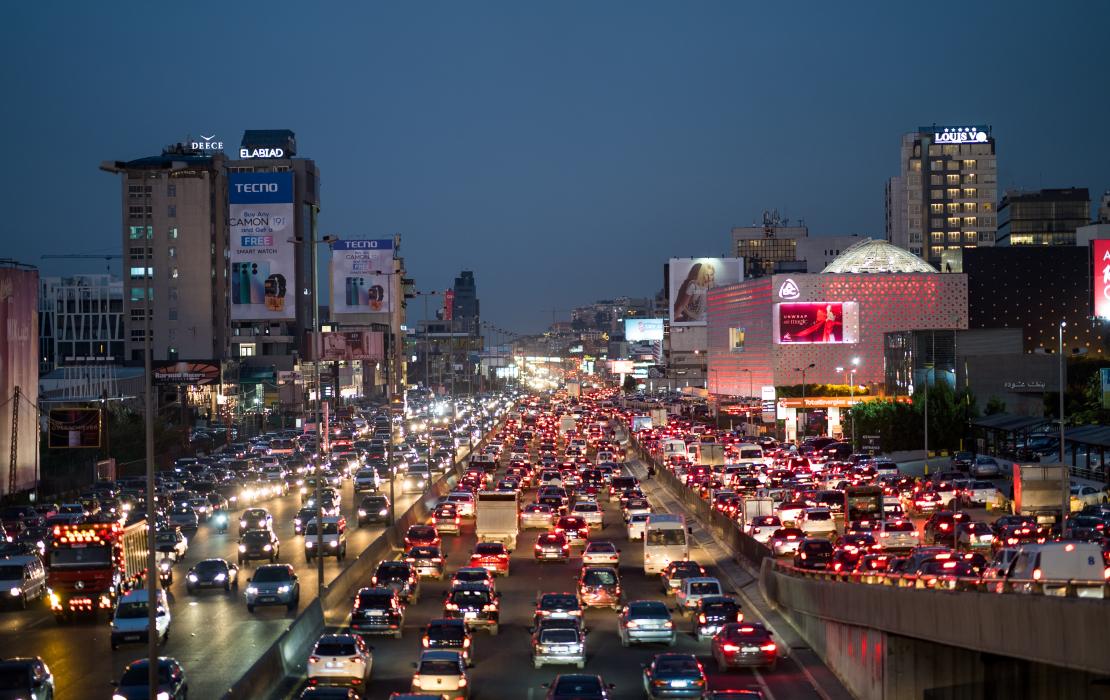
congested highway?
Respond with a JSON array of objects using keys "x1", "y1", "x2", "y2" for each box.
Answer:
[
  {"x1": 0, "y1": 397, "x2": 504, "y2": 699},
  {"x1": 270, "y1": 388, "x2": 850, "y2": 699}
]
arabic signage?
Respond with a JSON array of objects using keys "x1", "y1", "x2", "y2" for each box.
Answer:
[
  {"x1": 330, "y1": 239, "x2": 394, "y2": 316},
  {"x1": 152, "y1": 361, "x2": 220, "y2": 385},
  {"x1": 229, "y1": 172, "x2": 295, "y2": 320},
  {"x1": 778, "y1": 396, "x2": 908, "y2": 409},
  {"x1": 775, "y1": 302, "x2": 860, "y2": 344},
  {"x1": 761, "y1": 386, "x2": 776, "y2": 423},
  {"x1": 1094, "y1": 239, "x2": 1110, "y2": 319}
]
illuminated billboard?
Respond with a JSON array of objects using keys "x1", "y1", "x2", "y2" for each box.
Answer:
[
  {"x1": 774, "y1": 302, "x2": 860, "y2": 344},
  {"x1": 668, "y1": 258, "x2": 744, "y2": 326},
  {"x1": 330, "y1": 239, "x2": 395, "y2": 317},
  {"x1": 625, "y1": 318, "x2": 664, "y2": 341},
  {"x1": 48, "y1": 408, "x2": 101, "y2": 449},
  {"x1": 229, "y1": 172, "x2": 295, "y2": 320},
  {"x1": 1094, "y1": 240, "x2": 1110, "y2": 319}
]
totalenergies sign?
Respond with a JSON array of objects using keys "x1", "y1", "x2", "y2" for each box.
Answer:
[{"x1": 1095, "y1": 240, "x2": 1110, "y2": 319}]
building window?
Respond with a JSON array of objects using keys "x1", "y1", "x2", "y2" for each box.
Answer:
[
  {"x1": 963, "y1": 217, "x2": 977, "y2": 227},
  {"x1": 168, "y1": 307, "x2": 178, "y2": 321},
  {"x1": 167, "y1": 205, "x2": 176, "y2": 218},
  {"x1": 946, "y1": 174, "x2": 960, "y2": 185},
  {"x1": 946, "y1": 188, "x2": 960, "y2": 199},
  {"x1": 170, "y1": 267, "x2": 179, "y2": 279},
  {"x1": 129, "y1": 287, "x2": 152, "y2": 302},
  {"x1": 128, "y1": 184, "x2": 152, "y2": 197},
  {"x1": 167, "y1": 246, "x2": 176, "y2": 258},
  {"x1": 979, "y1": 231, "x2": 993, "y2": 242},
  {"x1": 947, "y1": 231, "x2": 960, "y2": 242},
  {"x1": 929, "y1": 203, "x2": 944, "y2": 213},
  {"x1": 128, "y1": 266, "x2": 153, "y2": 279},
  {"x1": 963, "y1": 187, "x2": 977, "y2": 199},
  {"x1": 129, "y1": 246, "x2": 150, "y2": 258},
  {"x1": 166, "y1": 184, "x2": 176, "y2": 197},
  {"x1": 130, "y1": 328, "x2": 146, "y2": 341},
  {"x1": 983, "y1": 201, "x2": 993, "y2": 212},
  {"x1": 964, "y1": 231, "x2": 977, "y2": 241},
  {"x1": 169, "y1": 227, "x2": 179, "y2": 239},
  {"x1": 128, "y1": 205, "x2": 153, "y2": 218},
  {"x1": 963, "y1": 159, "x2": 977, "y2": 169},
  {"x1": 168, "y1": 287, "x2": 178, "y2": 301},
  {"x1": 167, "y1": 328, "x2": 176, "y2": 341},
  {"x1": 129, "y1": 225, "x2": 152, "y2": 240},
  {"x1": 239, "y1": 343, "x2": 257, "y2": 357},
  {"x1": 962, "y1": 202, "x2": 978, "y2": 213},
  {"x1": 129, "y1": 309, "x2": 149, "y2": 321},
  {"x1": 931, "y1": 232, "x2": 944, "y2": 242}
]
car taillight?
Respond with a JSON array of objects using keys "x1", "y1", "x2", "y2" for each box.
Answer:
[
  {"x1": 1032, "y1": 568, "x2": 1042, "y2": 581},
  {"x1": 760, "y1": 642, "x2": 777, "y2": 652},
  {"x1": 349, "y1": 656, "x2": 362, "y2": 662},
  {"x1": 721, "y1": 643, "x2": 739, "y2": 652},
  {"x1": 309, "y1": 656, "x2": 320, "y2": 663},
  {"x1": 422, "y1": 637, "x2": 429, "y2": 647}
]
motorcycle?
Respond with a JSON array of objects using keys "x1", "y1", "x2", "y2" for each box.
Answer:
[
  {"x1": 212, "y1": 510, "x2": 228, "y2": 534},
  {"x1": 158, "y1": 557, "x2": 174, "y2": 587}
]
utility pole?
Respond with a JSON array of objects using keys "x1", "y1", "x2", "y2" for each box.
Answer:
[{"x1": 794, "y1": 363, "x2": 815, "y2": 443}]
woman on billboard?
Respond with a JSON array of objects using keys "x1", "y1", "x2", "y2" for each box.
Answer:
[
  {"x1": 793, "y1": 304, "x2": 842, "y2": 343},
  {"x1": 673, "y1": 262, "x2": 715, "y2": 323}
]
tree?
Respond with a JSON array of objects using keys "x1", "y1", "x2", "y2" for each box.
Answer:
[
  {"x1": 622, "y1": 375, "x2": 638, "y2": 393},
  {"x1": 984, "y1": 396, "x2": 1006, "y2": 415}
]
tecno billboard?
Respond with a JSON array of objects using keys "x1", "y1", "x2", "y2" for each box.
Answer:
[
  {"x1": 625, "y1": 318, "x2": 664, "y2": 341},
  {"x1": 1094, "y1": 239, "x2": 1110, "y2": 320},
  {"x1": 330, "y1": 239, "x2": 394, "y2": 316},
  {"x1": 669, "y1": 258, "x2": 743, "y2": 326},
  {"x1": 774, "y1": 302, "x2": 860, "y2": 344},
  {"x1": 229, "y1": 172, "x2": 295, "y2": 320}
]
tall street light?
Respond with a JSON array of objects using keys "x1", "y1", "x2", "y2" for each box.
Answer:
[
  {"x1": 367, "y1": 266, "x2": 402, "y2": 525},
  {"x1": 794, "y1": 362, "x2": 815, "y2": 443},
  {"x1": 291, "y1": 220, "x2": 335, "y2": 596},
  {"x1": 740, "y1": 368, "x2": 752, "y2": 434},
  {"x1": 849, "y1": 357, "x2": 860, "y2": 448}
]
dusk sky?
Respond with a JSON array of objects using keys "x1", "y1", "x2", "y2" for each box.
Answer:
[{"x1": 4, "y1": 1, "x2": 1108, "y2": 333}]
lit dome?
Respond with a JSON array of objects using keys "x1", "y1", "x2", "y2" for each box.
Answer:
[{"x1": 821, "y1": 239, "x2": 937, "y2": 274}]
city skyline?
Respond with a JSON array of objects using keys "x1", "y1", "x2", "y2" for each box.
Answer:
[{"x1": 4, "y1": 1, "x2": 1109, "y2": 333}]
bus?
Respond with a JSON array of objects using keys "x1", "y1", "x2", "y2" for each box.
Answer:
[
  {"x1": 643, "y1": 514, "x2": 689, "y2": 574},
  {"x1": 844, "y1": 485, "x2": 885, "y2": 523}
]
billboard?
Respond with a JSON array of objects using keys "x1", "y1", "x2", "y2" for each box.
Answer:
[
  {"x1": 229, "y1": 172, "x2": 295, "y2": 320},
  {"x1": 1093, "y1": 239, "x2": 1110, "y2": 319},
  {"x1": 728, "y1": 327, "x2": 746, "y2": 352},
  {"x1": 0, "y1": 266, "x2": 39, "y2": 495},
  {"x1": 152, "y1": 361, "x2": 220, "y2": 385},
  {"x1": 774, "y1": 302, "x2": 860, "y2": 344},
  {"x1": 609, "y1": 360, "x2": 635, "y2": 374},
  {"x1": 668, "y1": 258, "x2": 744, "y2": 326},
  {"x1": 320, "y1": 331, "x2": 384, "y2": 362},
  {"x1": 330, "y1": 239, "x2": 394, "y2": 316},
  {"x1": 625, "y1": 318, "x2": 664, "y2": 342},
  {"x1": 48, "y1": 408, "x2": 101, "y2": 449},
  {"x1": 1102, "y1": 368, "x2": 1110, "y2": 410},
  {"x1": 761, "y1": 386, "x2": 776, "y2": 423}
]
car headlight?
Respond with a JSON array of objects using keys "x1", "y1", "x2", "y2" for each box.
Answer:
[
  {"x1": 263, "y1": 544, "x2": 272, "y2": 552},
  {"x1": 239, "y1": 545, "x2": 247, "y2": 552},
  {"x1": 329, "y1": 540, "x2": 338, "y2": 548},
  {"x1": 277, "y1": 585, "x2": 290, "y2": 594},
  {"x1": 113, "y1": 694, "x2": 128, "y2": 700},
  {"x1": 246, "y1": 586, "x2": 258, "y2": 595},
  {"x1": 157, "y1": 692, "x2": 170, "y2": 700},
  {"x1": 9, "y1": 587, "x2": 19, "y2": 597},
  {"x1": 187, "y1": 574, "x2": 198, "y2": 583},
  {"x1": 358, "y1": 510, "x2": 367, "y2": 517},
  {"x1": 379, "y1": 508, "x2": 389, "y2": 516},
  {"x1": 240, "y1": 520, "x2": 247, "y2": 528},
  {"x1": 306, "y1": 540, "x2": 315, "y2": 547}
]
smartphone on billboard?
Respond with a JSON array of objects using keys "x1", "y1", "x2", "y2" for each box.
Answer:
[
  {"x1": 231, "y1": 262, "x2": 250, "y2": 304},
  {"x1": 345, "y1": 277, "x2": 362, "y2": 307},
  {"x1": 356, "y1": 277, "x2": 370, "y2": 306},
  {"x1": 249, "y1": 262, "x2": 269, "y2": 304}
]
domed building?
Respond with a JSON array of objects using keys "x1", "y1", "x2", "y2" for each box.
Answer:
[{"x1": 705, "y1": 241, "x2": 968, "y2": 440}]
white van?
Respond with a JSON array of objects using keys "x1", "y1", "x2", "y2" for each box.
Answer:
[
  {"x1": 736, "y1": 444, "x2": 771, "y2": 467},
  {"x1": 111, "y1": 588, "x2": 171, "y2": 649},
  {"x1": 1007, "y1": 542, "x2": 1106, "y2": 598},
  {"x1": 0, "y1": 555, "x2": 47, "y2": 608}
]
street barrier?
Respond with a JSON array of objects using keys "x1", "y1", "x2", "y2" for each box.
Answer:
[{"x1": 224, "y1": 411, "x2": 508, "y2": 699}]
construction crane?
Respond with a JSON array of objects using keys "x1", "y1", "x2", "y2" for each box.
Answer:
[{"x1": 41, "y1": 253, "x2": 122, "y2": 274}]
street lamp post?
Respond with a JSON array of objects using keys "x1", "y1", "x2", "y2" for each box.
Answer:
[
  {"x1": 849, "y1": 357, "x2": 859, "y2": 449},
  {"x1": 794, "y1": 363, "x2": 815, "y2": 443},
  {"x1": 1059, "y1": 321, "x2": 1069, "y2": 524},
  {"x1": 293, "y1": 218, "x2": 335, "y2": 596}
]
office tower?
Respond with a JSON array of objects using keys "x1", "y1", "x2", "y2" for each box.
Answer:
[
  {"x1": 39, "y1": 274, "x2": 124, "y2": 372},
  {"x1": 996, "y1": 188, "x2": 1091, "y2": 246}
]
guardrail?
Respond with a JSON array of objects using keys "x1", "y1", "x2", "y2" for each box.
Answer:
[
  {"x1": 223, "y1": 412, "x2": 509, "y2": 699},
  {"x1": 767, "y1": 558, "x2": 1109, "y2": 598}
]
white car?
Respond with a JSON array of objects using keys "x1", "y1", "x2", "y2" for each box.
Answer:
[
  {"x1": 627, "y1": 513, "x2": 650, "y2": 541},
  {"x1": 798, "y1": 508, "x2": 837, "y2": 537},
  {"x1": 747, "y1": 516, "x2": 782, "y2": 544},
  {"x1": 581, "y1": 540, "x2": 620, "y2": 566},
  {"x1": 520, "y1": 503, "x2": 555, "y2": 530},
  {"x1": 675, "y1": 577, "x2": 723, "y2": 616},
  {"x1": 570, "y1": 501, "x2": 604, "y2": 528},
  {"x1": 411, "y1": 650, "x2": 470, "y2": 698},
  {"x1": 1070, "y1": 483, "x2": 1108, "y2": 511},
  {"x1": 963, "y1": 480, "x2": 1002, "y2": 507},
  {"x1": 774, "y1": 501, "x2": 806, "y2": 526},
  {"x1": 970, "y1": 457, "x2": 1002, "y2": 478},
  {"x1": 307, "y1": 633, "x2": 372, "y2": 686},
  {"x1": 446, "y1": 492, "x2": 476, "y2": 518},
  {"x1": 110, "y1": 589, "x2": 170, "y2": 649}
]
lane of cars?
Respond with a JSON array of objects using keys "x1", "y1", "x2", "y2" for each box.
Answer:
[
  {"x1": 0, "y1": 395, "x2": 510, "y2": 699},
  {"x1": 276, "y1": 388, "x2": 832, "y2": 699}
]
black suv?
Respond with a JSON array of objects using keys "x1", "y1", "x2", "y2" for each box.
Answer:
[
  {"x1": 371, "y1": 560, "x2": 420, "y2": 603},
  {"x1": 421, "y1": 618, "x2": 474, "y2": 666},
  {"x1": 349, "y1": 586, "x2": 404, "y2": 638},
  {"x1": 793, "y1": 538, "x2": 834, "y2": 570},
  {"x1": 692, "y1": 595, "x2": 742, "y2": 641},
  {"x1": 444, "y1": 583, "x2": 500, "y2": 635},
  {"x1": 238, "y1": 529, "x2": 280, "y2": 565}
]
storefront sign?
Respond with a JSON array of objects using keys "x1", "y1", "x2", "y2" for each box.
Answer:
[
  {"x1": 239, "y1": 147, "x2": 286, "y2": 158},
  {"x1": 190, "y1": 134, "x2": 223, "y2": 151},
  {"x1": 152, "y1": 361, "x2": 220, "y2": 385},
  {"x1": 778, "y1": 278, "x2": 800, "y2": 300}
]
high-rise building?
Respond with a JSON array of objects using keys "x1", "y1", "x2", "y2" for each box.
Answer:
[
  {"x1": 1098, "y1": 190, "x2": 1110, "y2": 223},
  {"x1": 732, "y1": 213, "x2": 808, "y2": 278},
  {"x1": 450, "y1": 270, "x2": 479, "y2": 330},
  {"x1": 101, "y1": 145, "x2": 230, "y2": 364},
  {"x1": 102, "y1": 130, "x2": 320, "y2": 375},
  {"x1": 0, "y1": 261, "x2": 39, "y2": 496},
  {"x1": 885, "y1": 126, "x2": 998, "y2": 266},
  {"x1": 996, "y1": 188, "x2": 1091, "y2": 247},
  {"x1": 39, "y1": 274, "x2": 124, "y2": 372}
]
